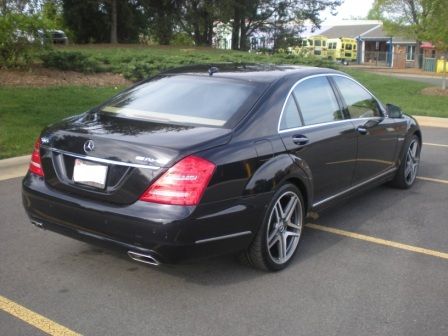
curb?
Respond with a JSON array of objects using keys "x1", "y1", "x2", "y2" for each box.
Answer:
[
  {"x1": 414, "y1": 116, "x2": 448, "y2": 128},
  {"x1": 0, "y1": 116, "x2": 446, "y2": 181},
  {"x1": 0, "y1": 155, "x2": 29, "y2": 181},
  {"x1": 348, "y1": 65, "x2": 446, "y2": 79},
  {"x1": 0, "y1": 155, "x2": 30, "y2": 168}
]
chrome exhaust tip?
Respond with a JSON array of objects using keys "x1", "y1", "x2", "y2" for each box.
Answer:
[
  {"x1": 31, "y1": 220, "x2": 44, "y2": 229},
  {"x1": 127, "y1": 251, "x2": 161, "y2": 266}
]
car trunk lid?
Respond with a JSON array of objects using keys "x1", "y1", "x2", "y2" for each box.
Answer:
[{"x1": 39, "y1": 113, "x2": 232, "y2": 204}]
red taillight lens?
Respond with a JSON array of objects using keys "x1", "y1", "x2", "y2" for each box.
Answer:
[
  {"x1": 139, "y1": 155, "x2": 216, "y2": 206},
  {"x1": 29, "y1": 137, "x2": 44, "y2": 177}
]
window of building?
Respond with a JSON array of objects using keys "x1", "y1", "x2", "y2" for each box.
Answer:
[{"x1": 406, "y1": 45, "x2": 416, "y2": 61}]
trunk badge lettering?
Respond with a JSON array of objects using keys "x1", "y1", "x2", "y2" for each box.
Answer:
[
  {"x1": 135, "y1": 156, "x2": 157, "y2": 163},
  {"x1": 84, "y1": 140, "x2": 95, "y2": 153},
  {"x1": 136, "y1": 156, "x2": 169, "y2": 166}
]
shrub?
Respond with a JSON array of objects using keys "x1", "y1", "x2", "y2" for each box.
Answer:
[
  {"x1": 38, "y1": 46, "x2": 338, "y2": 81},
  {"x1": 170, "y1": 33, "x2": 194, "y2": 47},
  {"x1": 138, "y1": 33, "x2": 157, "y2": 46},
  {"x1": 0, "y1": 13, "x2": 46, "y2": 68},
  {"x1": 40, "y1": 50, "x2": 103, "y2": 73}
]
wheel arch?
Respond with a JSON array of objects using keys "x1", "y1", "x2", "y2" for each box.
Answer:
[
  {"x1": 395, "y1": 118, "x2": 422, "y2": 167},
  {"x1": 413, "y1": 129, "x2": 422, "y2": 147},
  {"x1": 244, "y1": 154, "x2": 313, "y2": 212},
  {"x1": 284, "y1": 177, "x2": 309, "y2": 212}
]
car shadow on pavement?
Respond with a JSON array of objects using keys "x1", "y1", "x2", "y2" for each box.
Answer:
[{"x1": 47, "y1": 184, "x2": 416, "y2": 289}]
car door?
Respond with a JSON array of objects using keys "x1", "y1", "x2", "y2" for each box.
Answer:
[
  {"x1": 331, "y1": 75, "x2": 400, "y2": 184},
  {"x1": 278, "y1": 75, "x2": 357, "y2": 204}
]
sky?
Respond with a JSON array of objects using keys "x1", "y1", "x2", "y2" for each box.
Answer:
[{"x1": 320, "y1": 0, "x2": 376, "y2": 24}]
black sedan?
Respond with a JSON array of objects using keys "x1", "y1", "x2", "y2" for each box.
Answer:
[{"x1": 22, "y1": 64, "x2": 421, "y2": 271}]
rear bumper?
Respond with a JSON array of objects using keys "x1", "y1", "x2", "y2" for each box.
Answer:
[{"x1": 22, "y1": 173, "x2": 270, "y2": 263}]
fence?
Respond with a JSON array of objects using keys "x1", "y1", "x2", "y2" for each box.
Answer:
[{"x1": 362, "y1": 51, "x2": 422, "y2": 68}]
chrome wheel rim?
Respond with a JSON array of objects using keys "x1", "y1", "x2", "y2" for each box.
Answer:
[
  {"x1": 405, "y1": 139, "x2": 419, "y2": 185},
  {"x1": 266, "y1": 191, "x2": 303, "y2": 265}
]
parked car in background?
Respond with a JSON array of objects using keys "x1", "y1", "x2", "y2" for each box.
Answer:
[
  {"x1": 38, "y1": 29, "x2": 68, "y2": 45},
  {"x1": 22, "y1": 64, "x2": 421, "y2": 271}
]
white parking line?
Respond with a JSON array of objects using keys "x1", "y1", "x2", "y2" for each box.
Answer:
[
  {"x1": 306, "y1": 223, "x2": 448, "y2": 260},
  {"x1": 417, "y1": 176, "x2": 448, "y2": 185},
  {"x1": 423, "y1": 142, "x2": 448, "y2": 148}
]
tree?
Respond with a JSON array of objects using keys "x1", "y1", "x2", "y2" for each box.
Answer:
[
  {"x1": 171, "y1": 0, "x2": 225, "y2": 46},
  {"x1": 0, "y1": 0, "x2": 31, "y2": 13},
  {"x1": 0, "y1": 12, "x2": 48, "y2": 67},
  {"x1": 421, "y1": 0, "x2": 448, "y2": 89},
  {"x1": 134, "y1": 0, "x2": 175, "y2": 45},
  {"x1": 62, "y1": 0, "x2": 109, "y2": 43},
  {"x1": 369, "y1": 0, "x2": 437, "y2": 67},
  {"x1": 62, "y1": 0, "x2": 146, "y2": 43},
  {"x1": 228, "y1": 0, "x2": 342, "y2": 51}
]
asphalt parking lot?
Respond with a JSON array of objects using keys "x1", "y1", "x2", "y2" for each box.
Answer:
[{"x1": 1, "y1": 125, "x2": 447, "y2": 336}]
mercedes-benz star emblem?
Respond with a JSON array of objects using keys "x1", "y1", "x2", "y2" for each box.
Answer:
[{"x1": 83, "y1": 140, "x2": 95, "y2": 153}]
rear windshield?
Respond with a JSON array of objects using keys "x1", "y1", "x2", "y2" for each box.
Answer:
[{"x1": 100, "y1": 75, "x2": 262, "y2": 127}]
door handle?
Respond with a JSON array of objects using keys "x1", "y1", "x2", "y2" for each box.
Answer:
[
  {"x1": 357, "y1": 126, "x2": 368, "y2": 135},
  {"x1": 292, "y1": 135, "x2": 309, "y2": 146}
]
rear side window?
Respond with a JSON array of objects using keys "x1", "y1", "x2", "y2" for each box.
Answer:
[
  {"x1": 279, "y1": 96, "x2": 302, "y2": 130},
  {"x1": 333, "y1": 76, "x2": 382, "y2": 119},
  {"x1": 293, "y1": 76, "x2": 342, "y2": 125},
  {"x1": 100, "y1": 75, "x2": 261, "y2": 127}
]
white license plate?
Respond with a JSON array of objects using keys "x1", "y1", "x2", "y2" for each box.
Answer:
[{"x1": 73, "y1": 159, "x2": 108, "y2": 189}]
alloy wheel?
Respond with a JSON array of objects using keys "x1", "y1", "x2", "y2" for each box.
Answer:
[
  {"x1": 266, "y1": 191, "x2": 303, "y2": 264},
  {"x1": 404, "y1": 139, "x2": 419, "y2": 185}
]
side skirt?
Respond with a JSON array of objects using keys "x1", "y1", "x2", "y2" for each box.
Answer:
[{"x1": 312, "y1": 167, "x2": 397, "y2": 210}]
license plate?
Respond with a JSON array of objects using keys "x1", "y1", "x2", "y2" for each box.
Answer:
[{"x1": 73, "y1": 159, "x2": 108, "y2": 189}]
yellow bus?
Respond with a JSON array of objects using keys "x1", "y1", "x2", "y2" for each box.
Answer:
[
  {"x1": 307, "y1": 35, "x2": 328, "y2": 58},
  {"x1": 327, "y1": 37, "x2": 357, "y2": 63},
  {"x1": 291, "y1": 36, "x2": 328, "y2": 58}
]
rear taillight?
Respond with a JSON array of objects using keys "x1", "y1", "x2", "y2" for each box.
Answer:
[
  {"x1": 139, "y1": 155, "x2": 216, "y2": 206},
  {"x1": 29, "y1": 137, "x2": 44, "y2": 177}
]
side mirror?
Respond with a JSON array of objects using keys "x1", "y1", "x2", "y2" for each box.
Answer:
[{"x1": 386, "y1": 104, "x2": 403, "y2": 118}]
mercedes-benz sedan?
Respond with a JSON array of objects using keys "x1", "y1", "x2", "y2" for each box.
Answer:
[{"x1": 22, "y1": 64, "x2": 421, "y2": 271}]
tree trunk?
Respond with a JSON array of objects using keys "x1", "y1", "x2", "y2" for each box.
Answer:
[
  {"x1": 416, "y1": 41, "x2": 423, "y2": 68},
  {"x1": 231, "y1": 6, "x2": 241, "y2": 50},
  {"x1": 206, "y1": 20, "x2": 213, "y2": 46},
  {"x1": 201, "y1": 11, "x2": 212, "y2": 46},
  {"x1": 239, "y1": 18, "x2": 248, "y2": 51},
  {"x1": 193, "y1": 21, "x2": 202, "y2": 45},
  {"x1": 1, "y1": 0, "x2": 7, "y2": 13},
  {"x1": 110, "y1": 0, "x2": 118, "y2": 44}
]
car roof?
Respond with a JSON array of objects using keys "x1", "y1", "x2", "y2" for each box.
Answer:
[{"x1": 161, "y1": 63, "x2": 344, "y2": 84}]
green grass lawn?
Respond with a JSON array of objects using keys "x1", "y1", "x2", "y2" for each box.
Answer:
[
  {"x1": 0, "y1": 86, "x2": 120, "y2": 159},
  {"x1": 347, "y1": 70, "x2": 448, "y2": 118}
]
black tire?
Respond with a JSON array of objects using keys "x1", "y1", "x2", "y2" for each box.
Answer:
[
  {"x1": 390, "y1": 134, "x2": 420, "y2": 189},
  {"x1": 239, "y1": 183, "x2": 304, "y2": 271}
]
